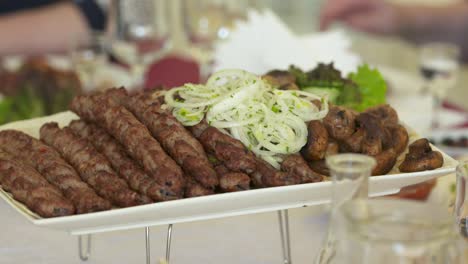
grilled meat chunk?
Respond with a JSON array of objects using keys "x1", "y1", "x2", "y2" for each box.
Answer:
[
  {"x1": 323, "y1": 105, "x2": 356, "y2": 140},
  {"x1": 70, "y1": 94, "x2": 186, "y2": 196},
  {"x1": 0, "y1": 130, "x2": 111, "y2": 214},
  {"x1": 122, "y1": 91, "x2": 218, "y2": 189},
  {"x1": 40, "y1": 122, "x2": 151, "y2": 207},
  {"x1": 0, "y1": 149, "x2": 75, "y2": 217},
  {"x1": 69, "y1": 120, "x2": 178, "y2": 202},
  {"x1": 399, "y1": 139, "x2": 443, "y2": 172},
  {"x1": 301, "y1": 120, "x2": 328, "y2": 161}
]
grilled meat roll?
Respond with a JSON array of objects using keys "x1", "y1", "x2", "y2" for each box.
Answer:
[
  {"x1": 213, "y1": 164, "x2": 250, "y2": 192},
  {"x1": 191, "y1": 121, "x2": 257, "y2": 175},
  {"x1": 191, "y1": 120, "x2": 315, "y2": 188},
  {"x1": 40, "y1": 122, "x2": 151, "y2": 207},
  {"x1": 120, "y1": 90, "x2": 218, "y2": 189},
  {"x1": 0, "y1": 130, "x2": 111, "y2": 213},
  {"x1": 0, "y1": 149, "x2": 75, "y2": 217},
  {"x1": 69, "y1": 120, "x2": 178, "y2": 202},
  {"x1": 70, "y1": 94, "x2": 186, "y2": 196}
]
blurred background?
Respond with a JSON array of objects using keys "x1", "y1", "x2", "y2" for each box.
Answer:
[{"x1": 0, "y1": 0, "x2": 467, "y2": 139}]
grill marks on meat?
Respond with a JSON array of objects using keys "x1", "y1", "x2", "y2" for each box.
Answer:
[
  {"x1": 365, "y1": 104, "x2": 399, "y2": 125},
  {"x1": 372, "y1": 148, "x2": 397, "y2": 176},
  {"x1": 122, "y1": 91, "x2": 218, "y2": 189},
  {"x1": 0, "y1": 130, "x2": 111, "y2": 213},
  {"x1": 302, "y1": 121, "x2": 328, "y2": 161},
  {"x1": 281, "y1": 154, "x2": 323, "y2": 183},
  {"x1": 40, "y1": 122, "x2": 151, "y2": 207},
  {"x1": 68, "y1": 120, "x2": 178, "y2": 202},
  {"x1": 302, "y1": 104, "x2": 405, "y2": 177},
  {"x1": 214, "y1": 164, "x2": 250, "y2": 192},
  {"x1": 356, "y1": 113, "x2": 384, "y2": 156},
  {"x1": 399, "y1": 139, "x2": 443, "y2": 172},
  {"x1": 193, "y1": 123, "x2": 257, "y2": 175},
  {"x1": 0, "y1": 149, "x2": 75, "y2": 217},
  {"x1": 191, "y1": 121, "x2": 321, "y2": 188},
  {"x1": 387, "y1": 124, "x2": 409, "y2": 155},
  {"x1": 70, "y1": 94, "x2": 186, "y2": 196},
  {"x1": 323, "y1": 106, "x2": 356, "y2": 140}
]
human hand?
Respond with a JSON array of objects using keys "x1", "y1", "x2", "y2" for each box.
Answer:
[{"x1": 319, "y1": 0, "x2": 400, "y2": 35}]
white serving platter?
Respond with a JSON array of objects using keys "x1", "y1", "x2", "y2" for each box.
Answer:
[{"x1": 0, "y1": 112, "x2": 458, "y2": 235}]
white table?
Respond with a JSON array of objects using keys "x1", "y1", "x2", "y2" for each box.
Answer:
[{"x1": 0, "y1": 200, "x2": 328, "y2": 264}]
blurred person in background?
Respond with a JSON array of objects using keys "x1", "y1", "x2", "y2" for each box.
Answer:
[
  {"x1": 0, "y1": 0, "x2": 106, "y2": 56},
  {"x1": 320, "y1": 0, "x2": 468, "y2": 60}
]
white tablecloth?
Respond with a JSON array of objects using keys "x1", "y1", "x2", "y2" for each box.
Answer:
[{"x1": 0, "y1": 200, "x2": 328, "y2": 264}]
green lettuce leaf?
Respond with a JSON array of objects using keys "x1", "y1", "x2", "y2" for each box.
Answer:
[{"x1": 347, "y1": 64, "x2": 387, "y2": 111}]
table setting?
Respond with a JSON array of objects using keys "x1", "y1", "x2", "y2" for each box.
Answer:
[{"x1": 1, "y1": 1, "x2": 468, "y2": 264}]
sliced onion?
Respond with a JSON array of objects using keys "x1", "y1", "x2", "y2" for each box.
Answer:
[{"x1": 164, "y1": 69, "x2": 329, "y2": 167}]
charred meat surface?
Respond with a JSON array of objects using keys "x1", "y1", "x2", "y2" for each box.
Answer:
[
  {"x1": 192, "y1": 122, "x2": 257, "y2": 175},
  {"x1": 308, "y1": 159, "x2": 330, "y2": 176},
  {"x1": 341, "y1": 128, "x2": 365, "y2": 153},
  {"x1": 301, "y1": 120, "x2": 328, "y2": 161},
  {"x1": 325, "y1": 140, "x2": 340, "y2": 156},
  {"x1": 399, "y1": 139, "x2": 443, "y2": 172},
  {"x1": 252, "y1": 158, "x2": 299, "y2": 187},
  {"x1": 0, "y1": 149, "x2": 75, "y2": 217},
  {"x1": 122, "y1": 92, "x2": 218, "y2": 189},
  {"x1": 70, "y1": 94, "x2": 186, "y2": 196},
  {"x1": 323, "y1": 105, "x2": 356, "y2": 140},
  {"x1": 364, "y1": 104, "x2": 399, "y2": 125},
  {"x1": 372, "y1": 148, "x2": 397, "y2": 176},
  {"x1": 0, "y1": 130, "x2": 111, "y2": 214},
  {"x1": 185, "y1": 178, "x2": 214, "y2": 198},
  {"x1": 281, "y1": 154, "x2": 323, "y2": 183},
  {"x1": 214, "y1": 164, "x2": 250, "y2": 192},
  {"x1": 356, "y1": 113, "x2": 384, "y2": 156},
  {"x1": 40, "y1": 122, "x2": 151, "y2": 207},
  {"x1": 68, "y1": 120, "x2": 178, "y2": 202},
  {"x1": 262, "y1": 70, "x2": 299, "y2": 90},
  {"x1": 387, "y1": 124, "x2": 409, "y2": 155}
]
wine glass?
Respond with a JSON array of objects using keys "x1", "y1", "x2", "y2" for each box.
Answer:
[
  {"x1": 70, "y1": 31, "x2": 109, "y2": 92},
  {"x1": 419, "y1": 42, "x2": 460, "y2": 129},
  {"x1": 182, "y1": 0, "x2": 248, "y2": 82},
  {"x1": 109, "y1": 0, "x2": 172, "y2": 89}
]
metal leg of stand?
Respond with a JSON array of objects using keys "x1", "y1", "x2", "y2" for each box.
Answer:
[
  {"x1": 145, "y1": 227, "x2": 151, "y2": 264},
  {"x1": 78, "y1": 234, "x2": 92, "y2": 261},
  {"x1": 166, "y1": 224, "x2": 173, "y2": 264},
  {"x1": 278, "y1": 210, "x2": 292, "y2": 264}
]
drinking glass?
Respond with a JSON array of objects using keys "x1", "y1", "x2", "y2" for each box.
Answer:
[
  {"x1": 336, "y1": 199, "x2": 461, "y2": 263},
  {"x1": 70, "y1": 31, "x2": 109, "y2": 92},
  {"x1": 315, "y1": 154, "x2": 376, "y2": 264},
  {"x1": 109, "y1": 0, "x2": 171, "y2": 89},
  {"x1": 182, "y1": 0, "x2": 248, "y2": 82},
  {"x1": 419, "y1": 42, "x2": 460, "y2": 129}
]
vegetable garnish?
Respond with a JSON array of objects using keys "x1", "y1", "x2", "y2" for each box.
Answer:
[
  {"x1": 165, "y1": 69, "x2": 329, "y2": 168},
  {"x1": 290, "y1": 63, "x2": 387, "y2": 111},
  {"x1": 347, "y1": 64, "x2": 387, "y2": 111}
]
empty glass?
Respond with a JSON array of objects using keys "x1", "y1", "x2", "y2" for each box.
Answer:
[
  {"x1": 336, "y1": 199, "x2": 460, "y2": 263},
  {"x1": 182, "y1": 0, "x2": 248, "y2": 82},
  {"x1": 70, "y1": 31, "x2": 109, "y2": 92},
  {"x1": 419, "y1": 42, "x2": 460, "y2": 129},
  {"x1": 315, "y1": 154, "x2": 376, "y2": 264},
  {"x1": 109, "y1": 0, "x2": 172, "y2": 88}
]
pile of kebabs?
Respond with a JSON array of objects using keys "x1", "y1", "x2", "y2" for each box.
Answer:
[
  {"x1": 0, "y1": 87, "x2": 444, "y2": 218},
  {"x1": 303, "y1": 104, "x2": 443, "y2": 175}
]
